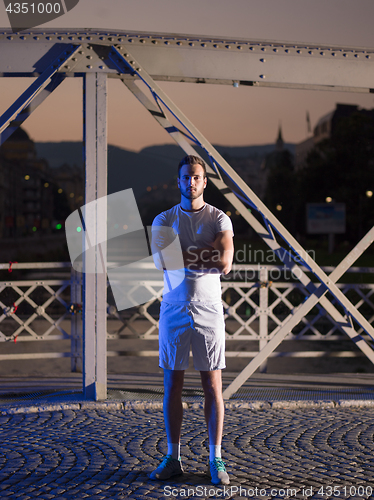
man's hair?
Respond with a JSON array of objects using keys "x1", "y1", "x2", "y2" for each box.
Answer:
[{"x1": 178, "y1": 155, "x2": 207, "y2": 178}]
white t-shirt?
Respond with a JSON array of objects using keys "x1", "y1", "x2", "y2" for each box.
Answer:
[{"x1": 152, "y1": 203, "x2": 233, "y2": 303}]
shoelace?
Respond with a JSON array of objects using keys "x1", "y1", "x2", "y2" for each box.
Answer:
[
  {"x1": 160, "y1": 455, "x2": 178, "y2": 469},
  {"x1": 211, "y1": 458, "x2": 226, "y2": 471}
]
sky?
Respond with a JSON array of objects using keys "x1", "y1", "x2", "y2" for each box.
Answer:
[{"x1": 1, "y1": 0, "x2": 374, "y2": 151}]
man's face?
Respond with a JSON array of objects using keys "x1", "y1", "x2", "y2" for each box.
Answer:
[{"x1": 177, "y1": 163, "x2": 207, "y2": 200}]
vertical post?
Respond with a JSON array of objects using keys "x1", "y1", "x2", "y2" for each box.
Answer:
[
  {"x1": 258, "y1": 267, "x2": 269, "y2": 373},
  {"x1": 82, "y1": 72, "x2": 108, "y2": 400},
  {"x1": 70, "y1": 267, "x2": 82, "y2": 372}
]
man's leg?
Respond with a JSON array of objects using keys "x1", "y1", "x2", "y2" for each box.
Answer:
[
  {"x1": 200, "y1": 369, "x2": 224, "y2": 446},
  {"x1": 163, "y1": 368, "x2": 185, "y2": 444},
  {"x1": 150, "y1": 368, "x2": 185, "y2": 480},
  {"x1": 200, "y1": 369, "x2": 229, "y2": 485}
]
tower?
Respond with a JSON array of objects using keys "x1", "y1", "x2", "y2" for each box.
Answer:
[{"x1": 276, "y1": 124, "x2": 284, "y2": 152}]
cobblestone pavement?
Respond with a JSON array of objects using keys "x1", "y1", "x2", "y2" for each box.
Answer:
[{"x1": 1, "y1": 406, "x2": 374, "y2": 499}]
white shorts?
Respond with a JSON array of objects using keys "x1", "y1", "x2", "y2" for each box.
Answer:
[{"x1": 158, "y1": 301, "x2": 226, "y2": 371}]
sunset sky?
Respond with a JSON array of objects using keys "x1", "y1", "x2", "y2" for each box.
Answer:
[{"x1": 1, "y1": 0, "x2": 374, "y2": 151}]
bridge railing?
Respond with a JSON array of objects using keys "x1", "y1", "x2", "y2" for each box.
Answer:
[{"x1": 1, "y1": 262, "x2": 373, "y2": 372}]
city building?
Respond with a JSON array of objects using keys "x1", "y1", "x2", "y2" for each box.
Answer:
[
  {"x1": 0, "y1": 127, "x2": 53, "y2": 237},
  {"x1": 0, "y1": 127, "x2": 83, "y2": 239},
  {"x1": 294, "y1": 104, "x2": 374, "y2": 170}
]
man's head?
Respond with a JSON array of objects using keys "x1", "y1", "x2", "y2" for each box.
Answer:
[
  {"x1": 177, "y1": 155, "x2": 207, "y2": 179},
  {"x1": 177, "y1": 155, "x2": 207, "y2": 201}
]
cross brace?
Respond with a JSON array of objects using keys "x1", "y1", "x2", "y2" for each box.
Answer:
[
  {"x1": 0, "y1": 73, "x2": 66, "y2": 146},
  {"x1": 0, "y1": 44, "x2": 81, "y2": 138}
]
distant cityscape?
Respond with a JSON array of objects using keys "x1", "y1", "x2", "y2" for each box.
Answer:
[
  {"x1": 0, "y1": 127, "x2": 83, "y2": 239},
  {"x1": 0, "y1": 102, "x2": 372, "y2": 258}
]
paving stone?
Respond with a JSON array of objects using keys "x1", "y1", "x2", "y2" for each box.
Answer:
[{"x1": 1, "y1": 406, "x2": 374, "y2": 498}]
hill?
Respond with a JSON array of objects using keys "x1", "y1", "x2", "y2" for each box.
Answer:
[{"x1": 35, "y1": 142, "x2": 295, "y2": 198}]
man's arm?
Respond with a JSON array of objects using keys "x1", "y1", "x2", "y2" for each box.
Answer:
[
  {"x1": 151, "y1": 225, "x2": 234, "y2": 274},
  {"x1": 151, "y1": 226, "x2": 179, "y2": 271},
  {"x1": 185, "y1": 230, "x2": 234, "y2": 275}
]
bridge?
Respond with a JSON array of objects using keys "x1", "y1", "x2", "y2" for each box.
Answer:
[{"x1": 1, "y1": 29, "x2": 374, "y2": 400}]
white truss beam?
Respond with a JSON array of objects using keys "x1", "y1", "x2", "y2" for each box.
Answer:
[{"x1": 0, "y1": 30, "x2": 374, "y2": 92}]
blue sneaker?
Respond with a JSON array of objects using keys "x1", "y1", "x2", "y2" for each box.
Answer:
[
  {"x1": 150, "y1": 455, "x2": 183, "y2": 480},
  {"x1": 207, "y1": 458, "x2": 230, "y2": 485}
]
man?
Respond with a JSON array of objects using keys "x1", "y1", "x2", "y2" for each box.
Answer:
[{"x1": 150, "y1": 155, "x2": 234, "y2": 485}]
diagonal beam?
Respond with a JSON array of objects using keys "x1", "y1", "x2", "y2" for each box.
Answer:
[
  {"x1": 0, "y1": 73, "x2": 65, "y2": 145},
  {"x1": 110, "y1": 45, "x2": 374, "y2": 339},
  {"x1": 0, "y1": 44, "x2": 81, "y2": 137},
  {"x1": 121, "y1": 76, "x2": 374, "y2": 383}
]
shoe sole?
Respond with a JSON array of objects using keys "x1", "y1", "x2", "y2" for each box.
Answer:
[
  {"x1": 206, "y1": 470, "x2": 230, "y2": 486},
  {"x1": 211, "y1": 478, "x2": 230, "y2": 486},
  {"x1": 150, "y1": 471, "x2": 184, "y2": 480}
]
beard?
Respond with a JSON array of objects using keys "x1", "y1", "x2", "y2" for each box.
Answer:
[{"x1": 180, "y1": 185, "x2": 205, "y2": 200}]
